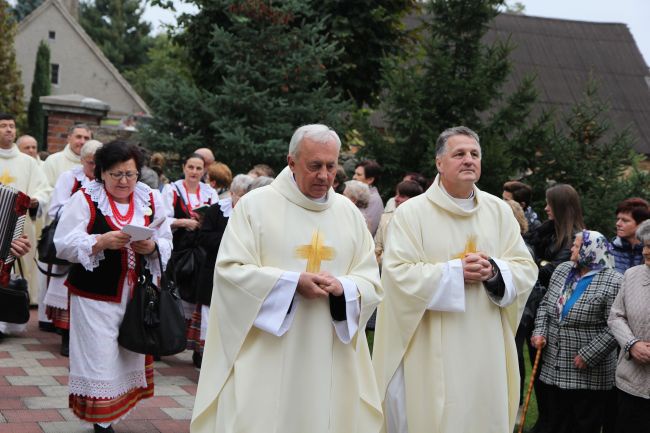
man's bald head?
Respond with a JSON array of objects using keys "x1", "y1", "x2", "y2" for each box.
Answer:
[
  {"x1": 17, "y1": 135, "x2": 39, "y2": 159},
  {"x1": 194, "y1": 148, "x2": 215, "y2": 166}
]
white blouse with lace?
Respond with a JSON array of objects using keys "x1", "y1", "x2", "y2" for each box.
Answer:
[{"x1": 54, "y1": 181, "x2": 172, "y2": 399}]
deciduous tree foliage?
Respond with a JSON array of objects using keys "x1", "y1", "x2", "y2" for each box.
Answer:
[
  {"x1": 308, "y1": 0, "x2": 416, "y2": 107},
  {"x1": 27, "y1": 40, "x2": 51, "y2": 145},
  {"x1": 0, "y1": 0, "x2": 25, "y2": 117},
  {"x1": 123, "y1": 34, "x2": 191, "y2": 105}
]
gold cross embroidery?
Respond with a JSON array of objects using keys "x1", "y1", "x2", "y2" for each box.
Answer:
[
  {"x1": 295, "y1": 230, "x2": 335, "y2": 273},
  {"x1": 452, "y1": 235, "x2": 478, "y2": 259},
  {"x1": 0, "y1": 169, "x2": 16, "y2": 185}
]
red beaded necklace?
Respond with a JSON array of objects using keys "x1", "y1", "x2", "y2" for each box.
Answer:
[
  {"x1": 182, "y1": 181, "x2": 201, "y2": 212},
  {"x1": 107, "y1": 193, "x2": 135, "y2": 226}
]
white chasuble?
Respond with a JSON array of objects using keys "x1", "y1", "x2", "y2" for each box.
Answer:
[
  {"x1": 42, "y1": 144, "x2": 81, "y2": 189},
  {"x1": 0, "y1": 146, "x2": 51, "y2": 315},
  {"x1": 191, "y1": 166, "x2": 383, "y2": 433},
  {"x1": 372, "y1": 175, "x2": 537, "y2": 433}
]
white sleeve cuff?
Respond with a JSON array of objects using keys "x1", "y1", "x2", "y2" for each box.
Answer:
[
  {"x1": 332, "y1": 277, "x2": 360, "y2": 344},
  {"x1": 253, "y1": 271, "x2": 299, "y2": 336},
  {"x1": 77, "y1": 235, "x2": 104, "y2": 271},
  {"x1": 487, "y1": 258, "x2": 517, "y2": 307},
  {"x1": 427, "y1": 259, "x2": 465, "y2": 312}
]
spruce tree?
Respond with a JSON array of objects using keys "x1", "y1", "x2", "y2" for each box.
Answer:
[
  {"x1": 356, "y1": 0, "x2": 544, "y2": 194},
  {"x1": 523, "y1": 80, "x2": 650, "y2": 237},
  {"x1": 143, "y1": 0, "x2": 351, "y2": 173},
  {"x1": 0, "y1": 0, "x2": 25, "y2": 117},
  {"x1": 79, "y1": 0, "x2": 152, "y2": 72},
  {"x1": 27, "y1": 40, "x2": 51, "y2": 144}
]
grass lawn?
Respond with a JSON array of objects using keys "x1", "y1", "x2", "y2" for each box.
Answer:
[{"x1": 516, "y1": 347, "x2": 540, "y2": 432}]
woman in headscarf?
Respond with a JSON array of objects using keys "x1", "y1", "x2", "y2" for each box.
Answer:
[{"x1": 531, "y1": 230, "x2": 623, "y2": 433}]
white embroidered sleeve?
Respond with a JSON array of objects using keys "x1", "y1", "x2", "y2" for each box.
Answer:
[
  {"x1": 253, "y1": 272, "x2": 299, "y2": 336},
  {"x1": 53, "y1": 192, "x2": 104, "y2": 271},
  {"x1": 427, "y1": 258, "x2": 466, "y2": 312},
  {"x1": 332, "y1": 277, "x2": 361, "y2": 344}
]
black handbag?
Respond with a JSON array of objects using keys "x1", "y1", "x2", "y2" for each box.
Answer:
[
  {"x1": 37, "y1": 210, "x2": 70, "y2": 266},
  {"x1": 118, "y1": 245, "x2": 187, "y2": 357},
  {"x1": 0, "y1": 259, "x2": 30, "y2": 324},
  {"x1": 167, "y1": 244, "x2": 206, "y2": 303}
]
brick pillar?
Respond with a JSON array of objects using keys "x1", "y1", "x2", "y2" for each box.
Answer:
[{"x1": 40, "y1": 94, "x2": 110, "y2": 153}]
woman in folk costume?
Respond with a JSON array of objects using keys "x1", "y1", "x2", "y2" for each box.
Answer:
[
  {"x1": 531, "y1": 230, "x2": 622, "y2": 433},
  {"x1": 44, "y1": 140, "x2": 102, "y2": 357},
  {"x1": 162, "y1": 153, "x2": 219, "y2": 367},
  {"x1": 53, "y1": 141, "x2": 172, "y2": 433}
]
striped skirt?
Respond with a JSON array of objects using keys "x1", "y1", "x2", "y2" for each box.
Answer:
[{"x1": 69, "y1": 355, "x2": 154, "y2": 423}]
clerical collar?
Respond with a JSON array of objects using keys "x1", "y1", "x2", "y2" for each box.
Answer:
[
  {"x1": 439, "y1": 181, "x2": 476, "y2": 211},
  {"x1": 0, "y1": 144, "x2": 19, "y2": 159},
  {"x1": 291, "y1": 173, "x2": 328, "y2": 203}
]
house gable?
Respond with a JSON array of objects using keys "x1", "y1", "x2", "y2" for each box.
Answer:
[{"x1": 14, "y1": 0, "x2": 150, "y2": 118}]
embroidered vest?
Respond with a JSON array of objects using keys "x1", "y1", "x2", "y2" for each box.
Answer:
[{"x1": 65, "y1": 189, "x2": 155, "y2": 303}]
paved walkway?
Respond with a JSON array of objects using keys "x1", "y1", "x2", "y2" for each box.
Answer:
[{"x1": 0, "y1": 310, "x2": 197, "y2": 433}]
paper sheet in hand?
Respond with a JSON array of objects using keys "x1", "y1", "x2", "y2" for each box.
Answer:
[{"x1": 121, "y1": 224, "x2": 155, "y2": 241}]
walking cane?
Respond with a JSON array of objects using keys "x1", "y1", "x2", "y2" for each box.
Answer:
[{"x1": 517, "y1": 347, "x2": 543, "y2": 433}]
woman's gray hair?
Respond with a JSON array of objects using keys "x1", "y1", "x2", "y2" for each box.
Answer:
[
  {"x1": 344, "y1": 180, "x2": 370, "y2": 209},
  {"x1": 435, "y1": 126, "x2": 481, "y2": 157},
  {"x1": 230, "y1": 174, "x2": 255, "y2": 196},
  {"x1": 247, "y1": 176, "x2": 273, "y2": 192},
  {"x1": 80, "y1": 140, "x2": 103, "y2": 159},
  {"x1": 636, "y1": 220, "x2": 650, "y2": 244},
  {"x1": 288, "y1": 124, "x2": 341, "y2": 158}
]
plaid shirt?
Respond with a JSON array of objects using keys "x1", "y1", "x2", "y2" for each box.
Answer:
[{"x1": 533, "y1": 261, "x2": 623, "y2": 390}]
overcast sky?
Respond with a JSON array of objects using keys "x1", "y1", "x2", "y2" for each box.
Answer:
[{"x1": 143, "y1": 1, "x2": 649, "y2": 67}]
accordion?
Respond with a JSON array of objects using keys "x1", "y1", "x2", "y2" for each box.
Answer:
[{"x1": 0, "y1": 184, "x2": 31, "y2": 287}]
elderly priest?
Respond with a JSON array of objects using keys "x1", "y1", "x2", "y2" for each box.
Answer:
[{"x1": 191, "y1": 124, "x2": 383, "y2": 433}]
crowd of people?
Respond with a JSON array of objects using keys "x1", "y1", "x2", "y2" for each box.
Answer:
[{"x1": 0, "y1": 112, "x2": 648, "y2": 433}]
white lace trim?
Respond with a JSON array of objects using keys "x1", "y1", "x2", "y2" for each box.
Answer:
[
  {"x1": 69, "y1": 370, "x2": 147, "y2": 399},
  {"x1": 144, "y1": 239, "x2": 171, "y2": 278},
  {"x1": 44, "y1": 290, "x2": 68, "y2": 309},
  {"x1": 172, "y1": 179, "x2": 216, "y2": 204},
  {"x1": 71, "y1": 165, "x2": 91, "y2": 185},
  {"x1": 78, "y1": 234, "x2": 104, "y2": 271},
  {"x1": 84, "y1": 180, "x2": 153, "y2": 218}
]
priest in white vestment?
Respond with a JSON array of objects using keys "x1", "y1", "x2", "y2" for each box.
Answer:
[
  {"x1": 0, "y1": 114, "x2": 50, "y2": 334},
  {"x1": 191, "y1": 124, "x2": 384, "y2": 433},
  {"x1": 42, "y1": 124, "x2": 91, "y2": 187},
  {"x1": 39, "y1": 126, "x2": 91, "y2": 328},
  {"x1": 372, "y1": 126, "x2": 537, "y2": 433}
]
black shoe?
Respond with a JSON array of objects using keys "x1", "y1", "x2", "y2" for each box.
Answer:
[
  {"x1": 93, "y1": 424, "x2": 115, "y2": 433},
  {"x1": 192, "y1": 351, "x2": 202, "y2": 368},
  {"x1": 60, "y1": 330, "x2": 69, "y2": 357},
  {"x1": 39, "y1": 321, "x2": 57, "y2": 333}
]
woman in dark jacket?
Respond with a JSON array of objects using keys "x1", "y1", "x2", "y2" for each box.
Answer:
[
  {"x1": 520, "y1": 183, "x2": 585, "y2": 433},
  {"x1": 190, "y1": 188, "x2": 230, "y2": 368}
]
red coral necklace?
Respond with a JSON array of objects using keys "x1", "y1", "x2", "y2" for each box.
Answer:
[{"x1": 107, "y1": 193, "x2": 135, "y2": 226}]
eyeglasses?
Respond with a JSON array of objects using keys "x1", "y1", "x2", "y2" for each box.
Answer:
[{"x1": 107, "y1": 171, "x2": 139, "y2": 181}]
